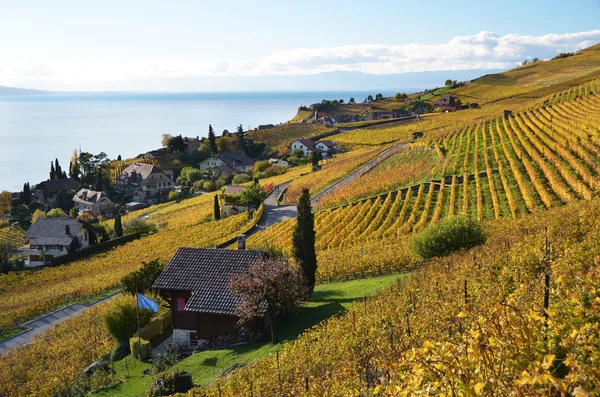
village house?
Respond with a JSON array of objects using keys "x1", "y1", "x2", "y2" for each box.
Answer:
[
  {"x1": 220, "y1": 185, "x2": 253, "y2": 216},
  {"x1": 19, "y1": 218, "x2": 93, "y2": 267},
  {"x1": 72, "y1": 188, "x2": 115, "y2": 218},
  {"x1": 183, "y1": 136, "x2": 202, "y2": 153},
  {"x1": 257, "y1": 124, "x2": 275, "y2": 130},
  {"x1": 198, "y1": 152, "x2": 256, "y2": 176},
  {"x1": 268, "y1": 158, "x2": 290, "y2": 167},
  {"x1": 290, "y1": 138, "x2": 334, "y2": 158},
  {"x1": 32, "y1": 178, "x2": 81, "y2": 211},
  {"x1": 153, "y1": 243, "x2": 267, "y2": 347},
  {"x1": 141, "y1": 148, "x2": 169, "y2": 159},
  {"x1": 115, "y1": 162, "x2": 174, "y2": 203},
  {"x1": 315, "y1": 140, "x2": 337, "y2": 154},
  {"x1": 433, "y1": 95, "x2": 461, "y2": 112}
]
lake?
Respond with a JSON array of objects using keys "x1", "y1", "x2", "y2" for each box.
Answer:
[{"x1": 0, "y1": 90, "x2": 399, "y2": 191}]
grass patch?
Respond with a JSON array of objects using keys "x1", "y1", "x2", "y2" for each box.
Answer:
[{"x1": 94, "y1": 274, "x2": 406, "y2": 396}]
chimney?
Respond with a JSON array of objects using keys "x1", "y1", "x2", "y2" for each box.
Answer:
[
  {"x1": 237, "y1": 234, "x2": 246, "y2": 250},
  {"x1": 65, "y1": 224, "x2": 70, "y2": 235}
]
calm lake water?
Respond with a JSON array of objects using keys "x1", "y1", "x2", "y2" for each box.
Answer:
[{"x1": 0, "y1": 91, "x2": 398, "y2": 191}]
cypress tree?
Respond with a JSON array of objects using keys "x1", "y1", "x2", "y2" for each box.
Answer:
[
  {"x1": 117, "y1": 154, "x2": 122, "y2": 161},
  {"x1": 22, "y1": 183, "x2": 31, "y2": 205},
  {"x1": 55, "y1": 159, "x2": 63, "y2": 179},
  {"x1": 208, "y1": 124, "x2": 217, "y2": 154},
  {"x1": 236, "y1": 124, "x2": 246, "y2": 153},
  {"x1": 214, "y1": 195, "x2": 221, "y2": 221},
  {"x1": 113, "y1": 214, "x2": 123, "y2": 238},
  {"x1": 292, "y1": 188, "x2": 317, "y2": 293},
  {"x1": 50, "y1": 161, "x2": 56, "y2": 180}
]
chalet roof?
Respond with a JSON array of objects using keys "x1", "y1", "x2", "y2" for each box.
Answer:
[
  {"x1": 117, "y1": 162, "x2": 165, "y2": 181},
  {"x1": 216, "y1": 152, "x2": 255, "y2": 168},
  {"x1": 73, "y1": 189, "x2": 111, "y2": 205},
  {"x1": 223, "y1": 185, "x2": 245, "y2": 195},
  {"x1": 215, "y1": 165, "x2": 237, "y2": 174},
  {"x1": 34, "y1": 178, "x2": 80, "y2": 193},
  {"x1": 24, "y1": 218, "x2": 87, "y2": 246},
  {"x1": 293, "y1": 138, "x2": 326, "y2": 153},
  {"x1": 434, "y1": 95, "x2": 457, "y2": 107},
  {"x1": 318, "y1": 140, "x2": 336, "y2": 148},
  {"x1": 153, "y1": 247, "x2": 266, "y2": 315}
]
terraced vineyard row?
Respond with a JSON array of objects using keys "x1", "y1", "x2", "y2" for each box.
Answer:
[
  {"x1": 248, "y1": 88, "x2": 600, "y2": 275},
  {"x1": 0, "y1": 226, "x2": 25, "y2": 252}
]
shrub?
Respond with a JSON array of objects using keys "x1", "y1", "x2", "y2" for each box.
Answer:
[
  {"x1": 149, "y1": 343, "x2": 180, "y2": 375},
  {"x1": 168, "y1": 191, "x2": 183, "y2": 201},
  {"x1": 203, "y1": 181, "x2": 216, "y2": 192},
  {"x1": 146, "y1": 371, "x2": 193, "y2": 396},
  {"x1": 120, "y1": 259, "x2": 165, "y2": 296},
  {"x1": 232, "y1": 174, "x2": 251, "y2": 184},
  {"x1": 123, "y1": 218, "x2": 158, "y2": 235},
  {"x1": 133, "y1": 310, "x2": 172, "y2": 341},
  {"x1": 130, "y1": 337, "x2": 151, "y2": 360},
  {"x1": 412, "y1": 216, "x2": 486, "y2": 259},
  {"x1": 103, "y1": 297, "x2": 153, "y2": 341}
]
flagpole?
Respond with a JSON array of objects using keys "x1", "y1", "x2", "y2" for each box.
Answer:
[{"x1": 136, "y1": 286, "x2": 142, "y2": 361}]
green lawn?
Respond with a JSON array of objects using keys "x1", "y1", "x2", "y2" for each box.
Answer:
[{"x1": 93, "y1": 274, "x2": 407, "y2": 396}]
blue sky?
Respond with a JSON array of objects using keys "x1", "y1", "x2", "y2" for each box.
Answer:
[{"x1": 0, "y1": 0, "x2": 599, "y2": 90}]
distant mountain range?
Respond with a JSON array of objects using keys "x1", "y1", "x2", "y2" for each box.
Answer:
[
  {"x1": 0, "y1": 85, "x2": 49, "y2": 95},
  {"x1": 0, "y1": 69, "x2": 506, "y2": 94}
]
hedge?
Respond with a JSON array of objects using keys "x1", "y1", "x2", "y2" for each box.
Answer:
[
  {"x1": 130, "y1": 337, "x2": 151, "y2": 360},
  {"x1": 133, "y1": 310, "x2": 172, "y2": 341}
]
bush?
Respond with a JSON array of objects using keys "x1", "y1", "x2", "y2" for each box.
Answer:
[
  {"x1": 149, "y1": 343, "x2": 180, "y2": 375},
  {"x1": 123, "y1": 218, "x2": 158, "y2": 235},
  {"x1": 130, "y1": 337, "x2": 151, "y2": 360},
  {"x1": 110, "y1": 340, "x2": 130, "y2": 361},
  {"x1": 232, "y1": 174, "x2": 251, "y2": 184},
  {"x1": 120, "y1": 259, "x2": 166, "y2": 296},
  {"x1": 168, "y1": 191, "x2": 183, "y2": 201},
  {"x1": 146, "y1": 371, "x2": 193, "y2": 396},
  {"x1": 103, "y1": 297, "x2": 153, "y2": 341},
  {"x1": 203, "y1": 181, "x2": 216, "y2": 192},
  {"x1": 412, "y1": 216, "x2": 486, "y2": 259}
]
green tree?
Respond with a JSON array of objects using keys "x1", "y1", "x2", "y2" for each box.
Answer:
[
  {"x1": 395, "y1": 92, "x2": 408, "y2": 101},
  {"x1": 54, "y1": 159, "x2": 64, "y2": 179},
  {"x1": 120, "y1": 259, "x2": 166, "y2": 297},
  {"x1": 375, "y1": 93, "x2": 383, "y2": 100},
  {"x1": 213, "y1": 195, "x2": 221, "y2": 220},
  {"x1": 47, "y1": 208, "x2": 66, "y2": 217},
  {"x1": 311, "y1": 151, "x2": 323, "y2": 167},
  {"x1": 208, "y1": 124, "x2": 217, "y2": 154},
  {"x1": 21, "y1": 183, "x2": 31, "y2": 205},
  {"x1": 236, "y1": 124, "x2": 247, "y2": 153},
  {"x1": 367, "y1": 95, "x2": 373, "y2": 101},
  {"x1": 240, "y1": 182, "x2": 266, "y2": 208},
  {"x1": 167, "y1": 135, "x2": 185, "y2": 153},
  {"x1": 445, "y1": 79, "x2": 454, "y2": 86},
  {"x1": 113, "y1": 214, "x2": 123, "y2": 238},
  {"x1": 218, "y1": 136, "x2": 234, "y2": 153},
  {"x1": 349, "y1": 97, "x2": 355, "y2": 104},
  {"x1": 117, "y1": 154, "x2": 122, "y2": 161},
  {"x1": 292, "y1": 188, "x2": 317, "y2": 293},
  {"x1": 103, "y1": 297, "x2": 153, "y2": 341},
  {"x1": 49, "y1": 161, "x2": 56, "y2": 180}
]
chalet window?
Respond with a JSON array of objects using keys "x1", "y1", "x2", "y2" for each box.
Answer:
[{"x1": 176, "y1": 298, "x2": 187, "y2": 311}]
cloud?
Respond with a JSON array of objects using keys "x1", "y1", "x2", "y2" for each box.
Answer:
[{"x1": 1, "y1": 29, "x2": 599, "y2": 89}]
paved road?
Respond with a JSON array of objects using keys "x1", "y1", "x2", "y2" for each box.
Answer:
[
  {"x1": 310, "y1": 142, "x2": 410, "y2": 205},
  {"x1": 247, "y1": 181, "x2": 297, "y2": 238},
  {"x1": 0, "y1": 293, "x2": 118, "y2": 353}
]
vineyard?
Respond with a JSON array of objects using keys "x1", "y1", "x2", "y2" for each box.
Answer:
[
  {"x1": 0, "y1": 194, "x2": 260, "y2": 330},
  {"x1": 284, "y1": 146, "x2": 390, "y2": 204},
  {"x1": 0, "y1": 224, "x2": 25, "y2": 252},
  {"x1": 188, "y1": 198, "x2": 600, "y2": 396},
  {"x1": 249, "y1": 82, "x2": 600, "y2": 280}
]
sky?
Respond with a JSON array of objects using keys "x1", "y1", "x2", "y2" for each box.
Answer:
[{"x1": 0, "y1": 0, "x2": 599, "y2": 91}]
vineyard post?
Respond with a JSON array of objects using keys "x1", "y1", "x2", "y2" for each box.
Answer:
[
  {"x1": 464, "y1": 280, "x2": 468, "y2": 305},
  {"x1": 405, "y1": 313, "x2": 411, "y2": 337}
]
